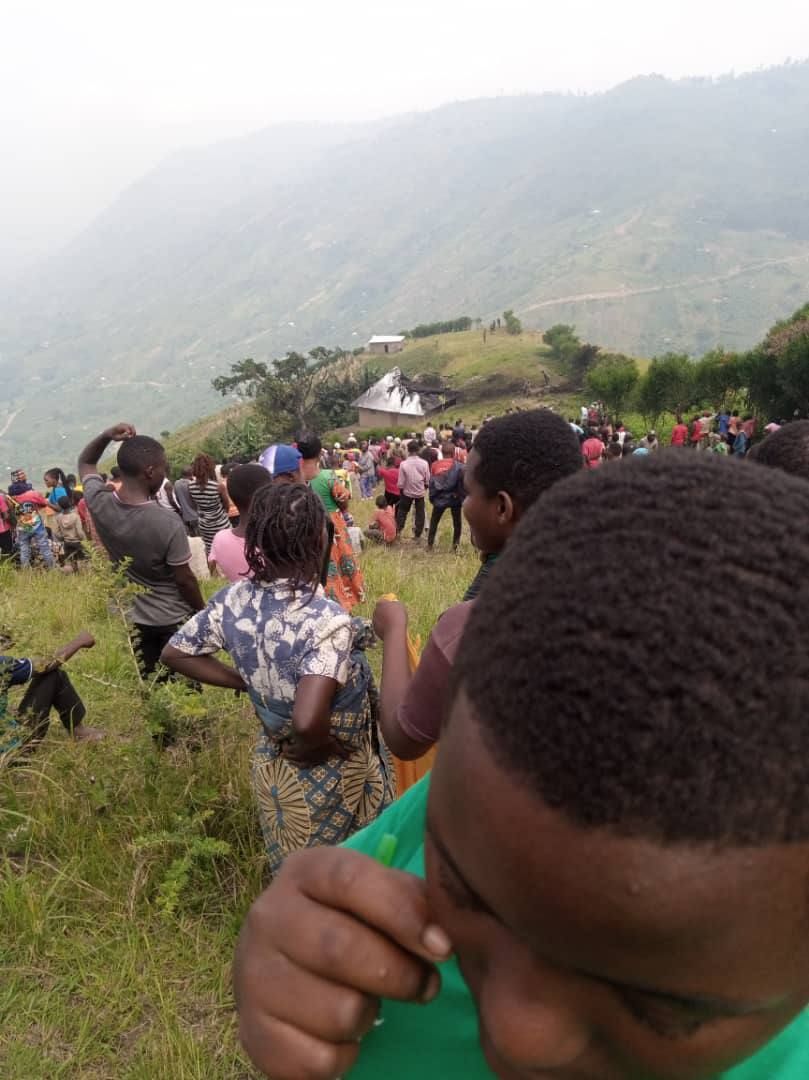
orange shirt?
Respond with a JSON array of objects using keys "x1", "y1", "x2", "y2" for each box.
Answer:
[{"x1": 372, "y1": 506, "x2": 397, "y2": 543}]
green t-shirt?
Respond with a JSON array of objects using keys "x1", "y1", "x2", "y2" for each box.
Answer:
[{"x1": 343, "y1": 779, "x2": 809, "y2": 1079}]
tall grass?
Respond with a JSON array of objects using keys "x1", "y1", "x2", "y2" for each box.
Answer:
[{"x1": 0, "y1": 497, "x2": 477, "y2": 1078}]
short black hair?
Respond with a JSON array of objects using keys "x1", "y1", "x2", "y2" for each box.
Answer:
[
  {"x1": 117, "y1": 436, "x2": 165, "y2": 477},
  {"x1": 57, "y1": 495, "x2": 71, "y2": 511},
  {"x1": 110, "y1": 466, "x2": 122, "y2": 480},
  {"x1": 748, "y1": 420, "x2": 809, "y2": 479},
  {"x1": 226, "y1": 464, "x2": 272, "y2": 515},
  {"x1": 245, "y1": 482, "x2": 325, "y2": 588},
  {"x1": 456, "y1": 454, "x2": 809, "y2": 846},
  {"x1": 470, "y1": 409, "x2": 582, "y2": 508},
  {"x1": 407, "y1": 440, "x2": 420, "y2": 454},
  {"x1": 296, "y1": 433, "x2": 322, "y2": 461},
  {"x1": 375, "y1": 494, "x2": 387, "y2": 509}
]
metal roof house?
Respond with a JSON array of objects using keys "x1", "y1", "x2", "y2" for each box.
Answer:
[
  {"x1": 352, "y1": 367, "x2": 451, "y2": 429},
  {"x1": 367, "y1": 334, "x2": 406, "y2": 355}
]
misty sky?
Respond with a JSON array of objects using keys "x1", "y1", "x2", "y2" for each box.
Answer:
[{"x1": 2, "y1": 0, "x2": 807, "y2": 265}]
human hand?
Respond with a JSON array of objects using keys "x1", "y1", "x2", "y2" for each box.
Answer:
[
  {"x1": 75, "y1": 631, "x2": 96, "y2": 650},
  {"x1": 234, "y1": 846, "x2": 452, "y2": 1080},
  {"x1": 103, "y1": 422, "x2": 137, "y2": 442},
  {"x1": 372, "y1": 599, "x2": 408, "y2": 641},
  {"x1": 281, "y1": 735, "x2": 351, "y2": 767}
]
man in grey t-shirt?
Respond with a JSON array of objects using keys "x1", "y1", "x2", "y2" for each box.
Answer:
[{"x1": 78, "y1": 423, "x2": 204, "y2": 678}]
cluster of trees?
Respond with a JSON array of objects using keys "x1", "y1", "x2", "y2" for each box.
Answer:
[
  {"x1": 402, "y1": 309, "x2": 523, "y2": 339},
  {"x1": 405, "y1": 316, "x2": 473, "y2": 338},
  {"x1": 544, "y1": 304, "x2": 809, "y2": 427},
  {"x1": 212, "y1": 346, "x2": 375, "y2": 444}
]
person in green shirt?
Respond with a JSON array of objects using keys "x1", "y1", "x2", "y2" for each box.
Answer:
[{"x1": 234, "y1": 455, "x2": 809, "y2": 1080}]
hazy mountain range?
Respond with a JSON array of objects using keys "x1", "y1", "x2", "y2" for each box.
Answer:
[{"x1": 2, "y1": 62, "x2": 809, "y2": 471}]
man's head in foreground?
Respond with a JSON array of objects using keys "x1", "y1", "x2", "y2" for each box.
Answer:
[{"x1": 429, "y1": 454, "x2": 809, "y2": 1078}]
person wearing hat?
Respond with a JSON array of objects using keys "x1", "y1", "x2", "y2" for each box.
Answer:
[
  {"x1": 639, "y1": 430, "x2": 659, "y2": 452},
  {"x1": 258, "y1": 445, "x2": 303, "y2": 483}
]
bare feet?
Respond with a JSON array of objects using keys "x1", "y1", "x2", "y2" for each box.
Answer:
[{"x1": 73, "y1": 725, "x2": 105, "y2": 742}]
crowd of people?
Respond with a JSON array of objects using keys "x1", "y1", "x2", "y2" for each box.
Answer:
[
  {"x1": 3, "y1": 406, "x2": 809, "y2": 1077},
  {"x1": 571, "y1": 402, "x2": 763, "y2": 466}
]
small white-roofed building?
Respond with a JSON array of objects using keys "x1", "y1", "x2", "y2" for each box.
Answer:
[{"x1": 367, "y1": 334, "x2": 406, "y2": 356}]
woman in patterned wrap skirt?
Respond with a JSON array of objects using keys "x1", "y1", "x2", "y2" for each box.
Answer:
[{"x1": 162, "y1": 482, "x2": 394, "y2": 874}]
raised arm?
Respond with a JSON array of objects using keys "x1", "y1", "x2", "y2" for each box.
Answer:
[{"x1": 78, "y1": 422, "x2": 137, "y2": 481}]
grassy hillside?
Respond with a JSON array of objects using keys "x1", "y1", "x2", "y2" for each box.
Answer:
[
  {"x1": 3, "y1": 64, "x2": 809, "y2": 471},
  {"x1": 0, "y1": 505, "x2": 478, "y2": 1078}
]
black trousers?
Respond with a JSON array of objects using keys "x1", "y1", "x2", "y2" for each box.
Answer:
[
  {"x1": 384, "y1": 491, "x2": 400, "y2": 508},
  {"x1": 396, "y1": 495, "x2": 425, "y2": 538},
  {"x1": 427, "y1": 505, "x2": 462, "y2": 548},
  {"x1": 133, "y1": 622, "x2": 184, "y2": 680},
  {"x1": 18, "y1": 668, "x2": 86, "y2": 740},
  {"x1": 0, "y1": 531, "x2": 12, "y2": 557}
]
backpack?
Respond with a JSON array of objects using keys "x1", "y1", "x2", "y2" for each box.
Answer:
[{"x1": 429, "y1": 462, "x2": 463, "y2": 508}]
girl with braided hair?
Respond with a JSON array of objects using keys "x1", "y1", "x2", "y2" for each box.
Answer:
[{"x1": 161, "y1": 482, "x2": 394, "y2": 874}]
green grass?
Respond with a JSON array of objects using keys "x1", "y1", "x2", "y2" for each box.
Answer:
[{"x1": 0, "y1": 502, "x2": 478, "y2": 1078}]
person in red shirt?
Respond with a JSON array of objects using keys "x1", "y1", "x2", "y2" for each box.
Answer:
[
  {"x1": 376, "y1": 455, "x2": 402, "y2": 508},
  {"x1": 581, "y1": 430, "x2": 605, "y2": 469},
  {"x1": 365, "y1": 495, "x2": 397, "y2": 545},
  {"x1": 671, "y1": 417, "x2": 689, "y2": 447}
]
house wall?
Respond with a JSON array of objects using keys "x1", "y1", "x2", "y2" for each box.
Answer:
[
  {"x1": 358, "y1": 407, "x2": 419, "y2": 429},
  {"x1": 368, "y1": 341, "x2": 404, "y2": 355}
]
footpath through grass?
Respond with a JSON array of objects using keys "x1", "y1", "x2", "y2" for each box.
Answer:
[{"x1": 0, "y1": 499, "x2": 478, "y2": 1079}]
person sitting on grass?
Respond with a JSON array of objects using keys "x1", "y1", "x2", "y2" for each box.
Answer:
[
  {"x1": 1, "y1": 630, "x2": 103, "y2": 760},
  {"x1": 364, "y1": 494, "x2": 396, "y2": 546},
  {"x1": 208, "y1": 464, "x2": 272, "y2": 582},
  {"x1": 161, "y1": 482, "x2": 394, "y2": 876},
  {"x1": 233, "y1": 454, "x2": 809, "y2": 1080}
]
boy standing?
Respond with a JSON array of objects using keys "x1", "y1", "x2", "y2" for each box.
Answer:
[
  {"x1": 78, "y1": 423, "x2": 204, "y2": 678},
  {"x1": 395, "y1": 441, "x2": 430, "y2": 540}
]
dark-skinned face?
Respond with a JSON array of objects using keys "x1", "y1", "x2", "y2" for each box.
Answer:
[
  {"x1": 425, "y1": 691, "x2": 809, "y2": 1080},
  {"x1": 461, "y1": 448, "x2": 516, "y2": 555},
  {"x1": 143, "y1": 454, "x2": 167, "y2": 496}
]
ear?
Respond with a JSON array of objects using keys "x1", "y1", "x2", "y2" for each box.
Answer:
[{"x1": 496, "y1": 490, "x2": 516, "y2": 525}]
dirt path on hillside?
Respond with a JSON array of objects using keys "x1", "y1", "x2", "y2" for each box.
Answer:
[
  {"x1": 523, "y1": 251, "x2": 809, "y2": 312},
  {"x1": 0, "y1": 408, "x2": 21, "y2": 439}
]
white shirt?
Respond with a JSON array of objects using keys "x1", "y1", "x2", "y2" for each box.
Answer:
[{"x1": 423, "y1": 426, "x2": 437, "y2": 443}]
